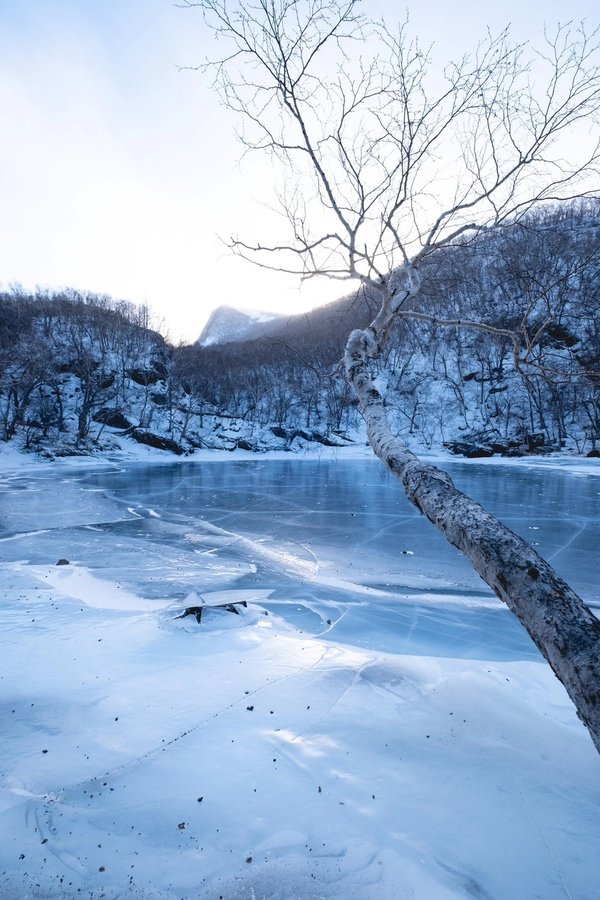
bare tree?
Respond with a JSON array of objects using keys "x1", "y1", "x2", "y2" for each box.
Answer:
[{"x1": 187, "y1": 0, "x2": 600, "y2": 751}]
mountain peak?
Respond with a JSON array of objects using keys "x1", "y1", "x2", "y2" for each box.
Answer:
[{"x1": 197, "y1": 305, "x2": 284, "y2": 347}]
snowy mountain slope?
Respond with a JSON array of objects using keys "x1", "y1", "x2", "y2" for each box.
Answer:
[
  {"x1": 2, "y1": 206, "x2": 600, "y2": 460},
  {"x1": 197, "y1": 305, "x2": 285, "y2": 346}
]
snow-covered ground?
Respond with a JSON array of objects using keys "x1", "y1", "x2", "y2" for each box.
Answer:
[{"x1": 1, "y1": 449, "x2": 599, "y2": 900}]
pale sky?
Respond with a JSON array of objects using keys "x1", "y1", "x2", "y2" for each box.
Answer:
[{"x1": 1, "y1": 0, "x2": 598, "y2": 343}]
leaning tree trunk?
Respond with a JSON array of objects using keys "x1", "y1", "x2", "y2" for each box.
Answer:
[{"x1": 344, "y1": 309, "x2": 600, "y2": 755}]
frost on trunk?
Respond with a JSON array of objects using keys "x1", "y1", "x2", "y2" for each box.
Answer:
[{"x1": 344, "y1": 285, "x2": 600, "y2": 755}]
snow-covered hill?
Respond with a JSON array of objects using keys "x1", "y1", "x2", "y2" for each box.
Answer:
[
  {"x1": 197, "y1": 305, "x2": 284, "y2": 346},
  {"x1": 2, "y1": 205, "x2": 600, "y2": 461}
]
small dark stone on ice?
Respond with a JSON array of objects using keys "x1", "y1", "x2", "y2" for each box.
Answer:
[
  {"x1": 42, "y1": 749, "x2": 48, "y2": 753},
  {"x1": 197, "y1": 797, "x2": 203, "y2": 802},
  {"x1": 178, "y1": 822, "x2": 186, "y2": 830},
  {"x1": 99, "y1": 866, "x2": 105, "y2": 872},
  {"x1": 19, "y1": 854, "x2": 25, "y2": 860},
  {"x1": 246, "y1": 857, "x2": 253, "y2": 864},
  {"x1": 56, "y1": 559, "x2": 69, "y2": 566},
  {"x1": 246, "y1": 705, "x2": 254, "y2": 711},
  {"x1": 41, "y1": 838, "x2": 48, "y2": 844}
]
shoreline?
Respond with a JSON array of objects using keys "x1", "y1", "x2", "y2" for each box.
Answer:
[{"x1": 2, "y1": 433, "x2": 599, "y2": 478}]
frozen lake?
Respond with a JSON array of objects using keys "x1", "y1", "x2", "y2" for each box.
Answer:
[{"x1": 1, "y1": 453, "x2": 599, "y2": 899}]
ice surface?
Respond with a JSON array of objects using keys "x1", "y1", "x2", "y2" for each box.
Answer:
[{"x1": 1, "y1": 455, "x2": 599, "y2": 899}]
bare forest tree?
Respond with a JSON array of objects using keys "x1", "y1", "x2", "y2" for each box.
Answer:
[{"x1": 187, "y1": 0, "x2": 600, "y2": 752}]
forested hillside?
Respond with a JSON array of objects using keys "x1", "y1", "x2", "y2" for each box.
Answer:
[{"x1": 2, "y1": 204, "x2": 599, "y2": 458}]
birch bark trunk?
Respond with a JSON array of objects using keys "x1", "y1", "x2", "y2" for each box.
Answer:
[{"x1": 344, "y1": 304, "x2": 600, "y2": 755}]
